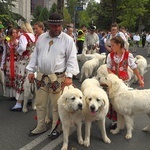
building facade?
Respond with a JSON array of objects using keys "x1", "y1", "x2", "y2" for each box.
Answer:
[
  {"x1": 11, "y1": 0, "x2": 57, "y2": 25},
  {"x1": 11, "y1": 0, "x2": 31, "y2": 24}
]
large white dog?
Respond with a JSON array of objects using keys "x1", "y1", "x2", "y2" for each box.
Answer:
[
  {"x1": 79, "y1": 54, "x2": 106, "y2": 82},
  {"x1": 100, "y1": 74, "x2": 150, "y2": 139},
  {"x1": 134, "y1": 55, "x2": 147, "y2": 83},
  {"x1": 22, "y1": 72, "x2": 37, "y2": 113},
  {"x1": 81, "y1": 78, "x2": 111, "y2": 147},
  {"x1": 58, "y1": 85, "x2": 85, "y2": 150}
]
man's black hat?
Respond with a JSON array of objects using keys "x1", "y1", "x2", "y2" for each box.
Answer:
[
  {"x1": 90, "y1": 25, "x2": 96, "y2": 31},
  {"x1": 47, "y1": 12, "x2": 63, "y2": 25}
]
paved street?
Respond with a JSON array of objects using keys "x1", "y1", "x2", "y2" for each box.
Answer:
[{"x1": 0, "y1": 46, "x2": 150, "y2": 150}]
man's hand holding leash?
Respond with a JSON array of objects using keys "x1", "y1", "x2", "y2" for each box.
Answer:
[{"x1": 62, "y1": 77, "x2": 72, "y2": 90}]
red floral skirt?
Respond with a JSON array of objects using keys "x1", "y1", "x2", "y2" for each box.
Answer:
[{"x1": 107, "y1": 103, "x2": 117, "y2": 121}]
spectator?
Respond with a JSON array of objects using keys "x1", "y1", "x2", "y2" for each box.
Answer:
[
  {"x1": 84, "y1": 25, "x2": 99, "y2": 51},
  {"x1": 76, "y1": 25, "x2": 87, "y2": 54},
  {"x1": 142, "y1": 31, "x2": 146, "y2": 48},
  {"x1": 99, "y1": 32, "x2": 107, "y2": 54},
  {"x1": 133, "y1": 32, "x2": 140, "y2": 52},
  {"x1": 105, "y1": 23, "x2": 128, "y2": 63},
  {"x1": 34, "y1": 21, "x2": 45, "y2": 42},
  {"x1": 146, "y1": 33, "x2": 150, "y2": 57},
  {"x1": 66, "y1": 26, "x2": 76, "y2": 43}
]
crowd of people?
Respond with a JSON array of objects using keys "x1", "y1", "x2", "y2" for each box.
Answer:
[{"x1": 0, "y1": 12, "x2": 148, "y2": 140}]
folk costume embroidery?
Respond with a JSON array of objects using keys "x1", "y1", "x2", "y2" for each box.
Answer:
[
  {"x1": 110, "y1": 51, "x2": 129, "y2": 81},
  {"x1": 15, "y1": 33, "x2": 34, "y2": 100},
  {"x1": 5, "y1": 40, "x2": 18, "y2": 97}
]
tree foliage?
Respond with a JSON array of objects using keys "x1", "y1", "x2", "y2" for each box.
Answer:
[
  {"x1": 0, "y1": 0, "x2": 150, "y2": 32},
  {"x1": 63, "y1": 7, "x2": 71, "y2": 26},
  {"x1": 49, "y1": 2, "x2": 57, "y2": 15},
  {"x1": 87, "y1": 0, "x2": 150, "y2": 32},
  {"x1": 0, "y1": 0, "x2": 25, "y2": 27},
  {"x1": 39, "y1": 7, "x2": 49, "y2": 22},
  {"x1": 118, "y1": 0, "x2": 149, "y2": 32},
  {"x1": 32, "y1": 5, "x2": 43, "y2": 24}
]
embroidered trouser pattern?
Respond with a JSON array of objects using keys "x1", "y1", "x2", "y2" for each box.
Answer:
[{"x1": 35, "y1": 73, "x2": 65, "y2": 132}]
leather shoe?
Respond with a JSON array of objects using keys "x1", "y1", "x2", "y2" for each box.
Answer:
[
  {"x1": 28, "y1": 130, "x2": 46, "y2": 137},
  {"x1": 10, "y1": 107, "x2": 22, "y2": 111},
  {"x1": 48, "y1": 130, "x2": 60, "y2": 140}
]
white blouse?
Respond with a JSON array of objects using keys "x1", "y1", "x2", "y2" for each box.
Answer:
[
  {"x1": 17, "y1": 33, "x2": 35, "y2": 55},
  {"x1": 107, "y1": 51, "x2": 137, "y2": 70},
  {"x1": 26, "y1": 32, "x2": 79, "y2": 77}
]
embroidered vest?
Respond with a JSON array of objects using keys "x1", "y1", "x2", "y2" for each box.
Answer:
[
  {"x1": 22, "y1": 33, "x2": 35, "y2": 57},
  {"x1": 110, "y1": 51, "x2": 129, "y2": 81}
]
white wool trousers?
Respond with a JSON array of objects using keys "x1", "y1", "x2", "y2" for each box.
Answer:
[{"x1": 35, "y1": 72, "x2": 65, "y2": 131}]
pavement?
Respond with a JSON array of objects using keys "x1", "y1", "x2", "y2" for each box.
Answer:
[{"x1": 0, "y1": 45, "x2": 150, "y2": 150}]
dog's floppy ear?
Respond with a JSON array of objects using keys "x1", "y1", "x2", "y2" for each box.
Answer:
[
  {"x1": 101, "y1": 99, "x2": 106, "y2": 109},
  {"x1": 111, "y1": 80, "x2": 120, "y2": 92},
  {"x1": 63, "y1": 86, "x2": 69, "y2": 93},
  {"x1": 68, "y1": 85, "x2": 74, "y2": 89}
]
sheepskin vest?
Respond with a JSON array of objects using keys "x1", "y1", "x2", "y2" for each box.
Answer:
[{"x1": 110, "y1": 51, "x2": 129, "y2": 81}]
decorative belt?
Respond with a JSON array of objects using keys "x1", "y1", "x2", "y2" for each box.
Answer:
[
  {"x1": 55, "y1": 72, "x2": 64, "y2": 75},
  {"x1": 35, "y1": 74, "x2": 61, "y2": 91}
]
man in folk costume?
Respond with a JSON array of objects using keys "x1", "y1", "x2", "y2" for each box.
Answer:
[
  {"x1": 26, "y1": 12, "x2": 79, "y2": 139},
  {"x1": 83, "y1": 25, "x2": 99, "y2": 53}
]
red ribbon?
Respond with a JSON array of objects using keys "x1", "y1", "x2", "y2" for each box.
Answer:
[{"x1": 10, "y1": 41, "x2": 15, "y2": 81}]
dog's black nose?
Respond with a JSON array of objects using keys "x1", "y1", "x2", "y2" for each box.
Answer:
[
  {"x1": 78, "y1": 103, "x2": 82, "y2": 110},
  {"x1": 90, "y1": 105, "x2": 95, "y2": 111}
]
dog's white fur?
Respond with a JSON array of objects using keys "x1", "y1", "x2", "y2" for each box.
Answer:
[
  {"x1": 96, "y1": 64, "x2": 135, "y2": 86},
  {"x1": 81, "y1": 78, "x2": 111, "y2": 147},
  {"x1": 0, "y1": 69, "x2": 6, "y2": 97},
  {"x1": 77, "y1": 51, "x2": 102, "y2": 66},
  {"x1": 134, "y1": 55, "x2": 147, "y2": 83},
  {"x1": 96, "y1": 64, "x2": 108, "y2": 81},
  {"x1": 100, "y1": 74, "x2": 150, "y2": 139},
  {"x1": 79, "y1": 54, "x2": 106, "y2": 82},
  {"x1": 22, "y1": 72, "x2": 37, "y2": 113},
  {"x1": 58, "y1": 85, "x2": 84, "y2": 150}
]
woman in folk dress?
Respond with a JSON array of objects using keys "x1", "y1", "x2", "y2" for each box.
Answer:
[
  {"x1": 10, "y1": 22, "x2": 35, "y2": 111},
  {"x1": 5, "y1": 27, "x2": 18, "y2": 98}
]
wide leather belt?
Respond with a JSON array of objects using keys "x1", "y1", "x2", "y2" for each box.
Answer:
[{"x1": 55, "y1": 72, "x2": 65, "y2": 75}]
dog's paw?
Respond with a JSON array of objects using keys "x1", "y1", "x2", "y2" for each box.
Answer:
[
  {"x1": 61, "y1": 146, "x2": 67, "y2": 150},
  {"x1": 22, "y1": 108, "x2": 28, "y2": 113},
  {"x1": 78, "y1": 138, "x2": 84, "y2": 145},
  {"x1": 83, "y1": 140, "x2": 90, "y2": 147},
  {"x1": 45, "y1": 117, "x2": 51, "y2": 124},
  {"x1": 142, "y1": 126, "x2": 150, "y2": 132},
  {"x1": 125, "y1": 134, "x2": 132, "y2": 139},
  {"x1": 32, "y1": 106, "x2": 36, "y2": 111},
  {"x1": 103, "y1": 137, "x2": 111, "y2": 144},
  {"x1": 110, "y1": 129, "x2": 120, "y2": 134}
]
